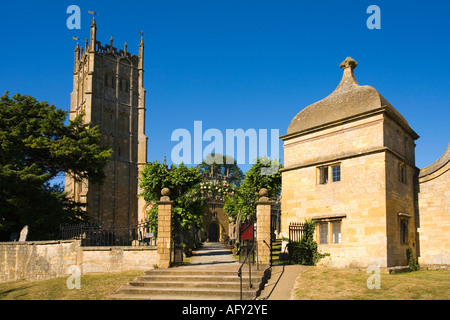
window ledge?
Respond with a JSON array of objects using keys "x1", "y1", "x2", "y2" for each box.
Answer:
[{"x1": 312, "y1": 214, "x2": 347, "y2": 221}]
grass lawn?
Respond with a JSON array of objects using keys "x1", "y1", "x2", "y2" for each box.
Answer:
[
  {"x1": 293, "y1": 267, "x2": 450, "y2": 300},
  {"x1": 0, "y1": 271, "x2": 144, "y2": 300}
]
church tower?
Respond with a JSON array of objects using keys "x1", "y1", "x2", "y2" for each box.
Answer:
[{"x1": 65, "y1": 18, "x2": 148, "y2": 226}]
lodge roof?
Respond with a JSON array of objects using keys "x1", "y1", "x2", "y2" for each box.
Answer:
[{"x1": 284, "y1": 57, "x2": 418, "y2": 140}]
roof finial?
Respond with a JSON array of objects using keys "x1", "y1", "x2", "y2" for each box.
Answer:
[
  {"x1": 340, "y1": 57, "x2": 358, "y2": 71},
  {"x1": 336, "y1": 57, "x2": 359, "y2": 88}
]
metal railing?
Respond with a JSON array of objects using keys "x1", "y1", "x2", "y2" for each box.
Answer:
[
  {"x1": 59, "y1": 219, "x2": 156, "y2": 247},
  {"x1": 263, "y1": 239, "x2": 272, "y2": 267},
  {"x1": 237, "y1": 242, "x2": 258, "y2": 300},
  {"x1": 289, "y1": 222, "x2": 305, "y2": 243}
]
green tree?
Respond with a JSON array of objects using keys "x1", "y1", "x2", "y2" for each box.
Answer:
[
  {"x1": 198, "y1": 153, "x2": 244, "y2": 186},
  {"x1": 139, "y1": 161, "x2": 206, "y2": 237},
  {"x1": 224, "y1": 156, "x2": 282, "y2": 221},
  {"x1": 0, "y1": 92, "x2": 112, "y2": 240}
]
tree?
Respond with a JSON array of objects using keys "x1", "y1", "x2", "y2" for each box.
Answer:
[
  {"x1": 139, "y1": 161, "x2": 206, "y2": 239},
  {"x1": 0, "y1": 92, "x2": 112, "y2": 240},
  {"x1": 198, "y1": 153, "x2": 244, "y2": 187},
  {"x1": 224, "y1": 156, "x2": 282, "y2": 221}
]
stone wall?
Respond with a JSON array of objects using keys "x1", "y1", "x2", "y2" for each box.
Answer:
[
  {"x1": 281, "y1": 112, "x2": 419, "y2": 268},
  {"x1": 0, "y1": 240, "x2": 157, "y2": 283},
  {"x1": 0, "y1": 241, "x2": 81, "y2": 283},
  {"x1": 81, "y1": 246, "x2": 157, "y2": 274},
  {"x1": 282, "y1": 114, "x2": 388, "y2": 268},
  {"x1": 417, "y1": 143, "x2": 450, "y2": 266}
]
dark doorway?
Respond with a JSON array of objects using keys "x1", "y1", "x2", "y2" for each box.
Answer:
[{"x1": 208, "y1": 223, "x2": 219, "y2": 242}]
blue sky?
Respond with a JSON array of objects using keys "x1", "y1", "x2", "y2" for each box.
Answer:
[{"x1": 0, "y1": 0, "x2": 449, "y2": 175}]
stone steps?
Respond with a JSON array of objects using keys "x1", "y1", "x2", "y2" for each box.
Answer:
[
  {"x1": 134, "y1": 275, "x2": 254, "y2": 283},
  {"x1": 108, "y1": 266, "x2": 271, "y2": 300}
]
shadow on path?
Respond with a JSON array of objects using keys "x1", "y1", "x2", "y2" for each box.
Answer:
[{"x1": 183, "y1": 242, "x2": 240, "y2": 268}]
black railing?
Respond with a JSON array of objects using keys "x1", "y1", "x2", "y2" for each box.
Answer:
[
  {"x1": 237, "y1": 242, "x2": 258, "y2": 300},
  {"x1": 263, "y1": 239, "x2": 272, "y2": 267},
  {"x1": 59, "y1": 219, "x2": 156, "y2": 247}
]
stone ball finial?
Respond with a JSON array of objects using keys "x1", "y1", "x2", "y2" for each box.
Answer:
[
  {"x1": 161, "y1": 187, "x2": 171, "y2": 197},
  {"x1": 259, "y1": 188, "x2": 269, "y2": 197}
]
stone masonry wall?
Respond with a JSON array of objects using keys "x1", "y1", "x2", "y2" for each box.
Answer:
[
  {"x1": 417, "y1": 143, "x2": 450, "y2": 266},
  {"x1": 281, "y1": 115, "x2": 389, "y2": 268},
  {"x1": 0, "y1": 240, "x2": 157, "y2": 283}
]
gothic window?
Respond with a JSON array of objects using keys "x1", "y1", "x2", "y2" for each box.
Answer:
[
  {"x1": 119, "y1": 76, "x2": 130, "y2": 93},
  {"x1": 104, "y1": 71, "x2": 115, "y2": 89},
  {"x1": 122, "y1": 138, "x2": 129, "y2": 160}
]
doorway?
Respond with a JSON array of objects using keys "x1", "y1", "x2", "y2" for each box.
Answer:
[{"x1": 208, "y1": 222, "x2": 219, "y2": 242}]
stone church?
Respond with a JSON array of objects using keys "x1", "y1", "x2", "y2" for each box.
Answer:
[
  {"x1": 280, "y1": 57, "x2": 449, "y2": 268},
  {"x1": 65, "y1": 19, "x2": 148, "y2": 227}
]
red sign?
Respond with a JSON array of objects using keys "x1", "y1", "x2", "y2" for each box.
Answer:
[{"x1": 240, "y1": 223, "x2": 254, "y2": 240}]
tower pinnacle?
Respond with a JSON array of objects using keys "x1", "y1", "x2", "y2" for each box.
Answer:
[{"x1": 90, "y1": 17, "x2": 97, "y2": 51}]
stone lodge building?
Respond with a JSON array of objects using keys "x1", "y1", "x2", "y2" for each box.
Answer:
[{"x1": 280, "y1": 57, "x2": 449, "y2": 268}]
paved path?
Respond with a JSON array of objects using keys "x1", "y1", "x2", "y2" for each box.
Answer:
[
  {"x1": 258, "y1": 265, "x2": 309, "y2": 300},
  {"x1": 184, "y1": 242, "x2": 240, "y2": 270}
]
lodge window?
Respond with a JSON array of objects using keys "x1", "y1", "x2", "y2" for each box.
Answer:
[
  {"x1": 400, "y1": 219, "x2": 408, "y2": 244},
  {"x1": 398, "y1": 213, "x2": 411, "y2": 245},
  {"x1": 319, "y1": 167, "x2": 328, "y2": 185},
  {"x1": 332, "y1": 221, "x2": 341, "y2": 244},
  {"x1": 319, "y1": 222, "x2": 328, "y2": 244},
  {"x1": 318, "y1": 219, "x2": 342, "y2": 245},
  {"x1": 399, "y1": 163, "x2": 406, "y2": 184},
  {"x1": 318, "y1": 164, "x2": 341, "y2": 185},
  {"x1": 332, "y1": 165, "x2": 341, "y2": 182}
]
